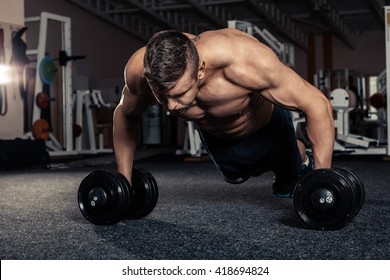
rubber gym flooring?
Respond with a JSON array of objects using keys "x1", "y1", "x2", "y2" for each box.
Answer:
[{"x1": 0, "y1": 149, "x2": 389, "y2": 260}]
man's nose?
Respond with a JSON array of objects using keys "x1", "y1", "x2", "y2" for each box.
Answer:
[{"x1": 167, "y1": 99, "x2": 179, "y2": 111}]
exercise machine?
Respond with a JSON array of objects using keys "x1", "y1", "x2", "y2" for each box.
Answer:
[
  {"x1": 74, "y1": 89, "x2": 113, "y2": 154},
  {"x1": 330, "y1": 88, "x2": 382, "y2": 152},
  {"x1": 175, "y1": 120, "x2": 205, "y2": 157},
  {"x1": 228, "y1": 20, "x2": 294, "y2": 67}
]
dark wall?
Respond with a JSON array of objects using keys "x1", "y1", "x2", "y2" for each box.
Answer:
[{"x1": 332, "y1": 30, "x2": 385, "y2": 75}]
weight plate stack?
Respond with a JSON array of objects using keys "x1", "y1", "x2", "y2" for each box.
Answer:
[
  {"x1": 78, "y1": 170, "x2": 130, "y2": 225},
  {"x1": 333, "y1": 167, "x2": 365, "y2": 220},
  {"x1": 293, "y1": 168, "x2": 354, "y2": 230},
  {"x1": 125, "y1": 167, "x2": 159, "y2": 219}
]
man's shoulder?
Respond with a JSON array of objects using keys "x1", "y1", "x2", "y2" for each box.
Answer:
[
  {"x1": 199, "y1": 28, "x2": 252, "y2": 41},
  {"x1": 126, "y1": 47, "x2": 146, "y2": 77},
  {"x1": 198, "y1": 28, "x2": 264, "y2": 54},
  {"x1": 125, "y1": 47, "x2": 151, "y2": 94},
  {"x1": 198, "y1": 29, "x2": 265, "y2": 66},
  {"x1": 127, "y1": 47, "x2": 146, "y2": 67}
]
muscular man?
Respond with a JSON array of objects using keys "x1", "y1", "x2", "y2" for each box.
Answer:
[{"x1": 113, "y1": 28, "x2": 335, "y2": 197}]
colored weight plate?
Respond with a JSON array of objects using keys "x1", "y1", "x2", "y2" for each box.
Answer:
[
  {"x1": 78, "y1": 170, "x2": 130, "y2": 225},
  {"x1": 32, "y1": 118, "x2": 50, "y2": 140},
  {"x1": 36, "y1": 92, "x2": 49, "y2": 109},
  {"x1": 125, "y1": 167, "x2": 158, "y2": 219},
  {"x1": 293, "y1": 169, "x2": 353, "y2": 230},
  {"x1": 39, "y1": 55, "x2": 57, "y2": 84},
  {"x1": 370, "y1": 93, "x2": 386, "y2": 109}
]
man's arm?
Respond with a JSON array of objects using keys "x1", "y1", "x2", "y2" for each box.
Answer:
[
  {"x1": 113, "y1": 85, "x2": 154, "y2": 183},
  {"x1": 228, "y1": 37, "x2": 334, "y2": 168},
  {"x1": 271, "y1": 75, "x2": 335, "y2": 169},
  {"x1": 113, "y1": 87, "x2": 138, "y2": 182},
  {"x1": 260, "y1": 50, "x2": 334, "y2": 169},
  {"x1": 113, "y1": 47, "x2": 155, "y2": 183}
]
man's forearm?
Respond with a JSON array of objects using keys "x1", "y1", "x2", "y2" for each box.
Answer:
[
  {"x1": 113, "y1": 106, "x2": 140, "y2": 183},
  {"x1": 305, "y1": 99, "x2": 335, "y2": 169}
]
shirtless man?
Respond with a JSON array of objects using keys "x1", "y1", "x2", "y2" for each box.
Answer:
[{"x1": 113, "y1": 28, "x2": 335, "y2": 197}]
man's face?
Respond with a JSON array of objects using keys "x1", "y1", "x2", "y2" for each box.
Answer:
[{"x1": 153, "y1": 67, "x2": 200, "y2": 115}]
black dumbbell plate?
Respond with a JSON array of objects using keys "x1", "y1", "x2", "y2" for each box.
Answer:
[
  {"x1": 294, "y1": 169, "x2": 353, "y2": 230},
  {"x1": 78, "y1": 170, "x2": 130, "y2": 225},
  {"x1": 125, "y1": 167, "x2": 159, "y2": 219}
]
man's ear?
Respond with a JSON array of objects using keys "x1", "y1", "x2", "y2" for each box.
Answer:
[{"x1": 198, "y1": 61, "x2": 206, "y2": 80}]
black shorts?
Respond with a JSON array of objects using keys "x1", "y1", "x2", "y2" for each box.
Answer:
[{"x1": 198, "y1": 106, "x2": 302, "y2": 184}]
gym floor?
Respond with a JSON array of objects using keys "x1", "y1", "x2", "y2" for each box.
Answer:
[{"x1": 0, "y1": 149, "x2": 389, "y2": 260}]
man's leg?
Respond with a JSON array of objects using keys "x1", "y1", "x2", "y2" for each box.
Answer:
[
  {"x1": 297, "y1": 138, "x2": 315, "y2": 173},
  {"x1": 198, "y1": 107, "x2": 313, "y2": 190},
  {"x1": 198, "y1": 127, "x2": 272, "y2": 185},
  {"x1": 269, "y1": 107, "x2": 316, "y2": 197},
  {"x1": 272, "y1": 139, "x2": 315, "y2": 197}
]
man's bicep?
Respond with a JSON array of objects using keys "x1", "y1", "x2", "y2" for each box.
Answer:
[
  {"x1": 258, "y1": 53, "x2": 332, "y2": 112},
  {"x1": 259, "y1": 63, "x2": 310, "y2": 111},
  {"x1": 235, "y1": 42, "x2": 308, "y2": 110}
]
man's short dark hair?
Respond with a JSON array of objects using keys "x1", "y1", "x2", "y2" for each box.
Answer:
[{"x1": 143, "y1": 30, "x2": 199, "y2": 94}]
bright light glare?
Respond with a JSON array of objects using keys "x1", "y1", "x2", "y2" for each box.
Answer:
[{"x1": 0, "y1": 65, "x2": 13, "y2": 84}]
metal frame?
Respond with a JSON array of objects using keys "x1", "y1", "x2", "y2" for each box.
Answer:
[
  {"x1": 175, "y1": 121, "x2": 205, "y2": 157},
  {"x1": 386, "y1": 6, "x2": 390, "y2": 156},
  {"x1": 74, "y1": 89, "x2": 113, "y2": 154},
  {"x1": 25, "y1": 12, "x2": 75, "y2": 155},
  {"x1": 313, "y1": 65, "x2": 388, "y2": 155},
  {"x1": 228, "y1": 20, "x2": 295, "y2": 66}
]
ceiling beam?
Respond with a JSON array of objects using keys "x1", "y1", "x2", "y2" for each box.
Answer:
[
  {"x1": 184, "y1": 0, "x2": 228, "y2": 27},
  {"x1": 244, "y1": 0, "x2": 308, "y2": 50},
  {"x1": 126, "y1": 0, "x2": 204, "y2": 34},
  {"x1": 124, "y1": 0, "x2": 181, "y2": 30},
  {"x1": 365, "y1": 0, "x2": 385, "y2": 29},
  {"x1": 67, "y1": 0, "x2": 158, "y2": 41},
  {"x1": 304, "y1": 0, "x2": 356, "y2": 49}
]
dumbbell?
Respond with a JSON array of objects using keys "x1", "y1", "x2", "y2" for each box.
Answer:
[
  {"x1": 293, "y1": 167, "x2": 364, "y2": 230},
  {"x1": 78, "y1": 167, "x2": 158, "y2": 225}
]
